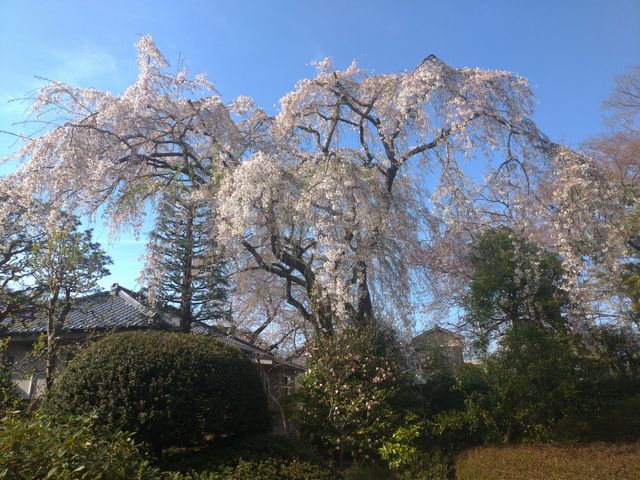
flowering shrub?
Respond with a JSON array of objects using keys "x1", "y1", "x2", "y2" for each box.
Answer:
[{"x1": 294, "y1": 326, "x2": 405, "y2": 463}]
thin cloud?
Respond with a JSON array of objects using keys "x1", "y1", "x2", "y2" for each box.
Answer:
[
  {"x1": 43, "y1": 43, "x2": 123, "y2": 88},
  {"x1": 0, "y1": 43, "x2": 126, "y2": 157}
]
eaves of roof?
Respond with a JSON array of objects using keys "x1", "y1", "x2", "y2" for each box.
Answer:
[{"x1": 0, "y1": 285, "x2": 277, "y2": 361}]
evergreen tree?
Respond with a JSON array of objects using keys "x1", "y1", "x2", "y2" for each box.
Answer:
[
  {"x1": 142, "y1": 188, "x2": 230, "y2": 332},
  {"x1": 28, "y1": 218, "x2": 111, "y2": 389},
  {"x1": 463, "y1": 226, "x2": 567, "y2": 351},
  {"x1": 461, "y1": 227, "x2": 579, "y2": 441},
  {"x1": 0, "y1": 196, "x2": 46, "y2": 325}
]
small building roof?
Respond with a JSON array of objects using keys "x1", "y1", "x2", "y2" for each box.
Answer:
[
  {"x1": 0, "y1": 284, "x2": 275, "y2": 359},
  {"x1": 0, "y1": 285, "x2": 155, "y2": 335},
  {"x1": 412, "y1": 325, "x2": 464, "y2": 343}
]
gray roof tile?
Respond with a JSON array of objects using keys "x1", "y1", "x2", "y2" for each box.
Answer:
[
  {"x1": 1, "y1": 287, "x2": 155, "y2": 334},
  {"x1": 1, "y1": 285, "x2": 273, "y2": 359}
]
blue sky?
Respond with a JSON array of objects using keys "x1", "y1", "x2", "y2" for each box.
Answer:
[{"x1": 1, "y1": 0, "x2": 638, "y2": 290}]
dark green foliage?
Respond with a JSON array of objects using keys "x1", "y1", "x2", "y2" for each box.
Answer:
[
  {"x1": 0, "y1": 370, "x2": 19, "y2": 415},
  {"x1": 165, "y1": 458, "x2": 336, "y2": 480},
  {"x1": 143, "y1": 187, "x2": 230, "y2": 332},
  {"x1": 0, "y1": 196, "x2": 44, "y2": 325},
  {"x1": 557, "y1": 324, "x2": 640, "y2": 441},
  {"x1": 440, "y1": 227, "x2": 581, "y2": 442},
  {"x1": 342, "y1": 450, "x2": 452, "y2": 480},
  {"x1": 422, "y1": 365, "x2": 500, "y2": 450},
  {"x1": 414, "y1": 371, "x2": 465, "y2": 418},
  {"x1": 0, "y1": 372, "x2": 17, "y2": 414},
  {"x1": 423, "y1": 326, "x2": 640, "y2": 447},
  {"x1": 0, "y1": 339, "x2": 19, "y2": 413},
  {"x1": 587, "y1": 324, "x2": 640, "y2": 393},
  {"x1": 463, "y1": 226, "x2": 566, "y2": 352},
  {"x1": 394, "y1": 449, "x2": 453, "y2": 480},
  {"x1": 47, "y1": 331, "x2": 270, "y2": 451},
  {"x1": 0, "y1": 207, "x2": 104, "y2": 330},
  {"x1": 415, "y1": 231, "x2": 535, "y2": 443},
  {"x1": 1, "y1": 210, "x2": 111, "y2": 389},
  {"x1": 0, "y1": 411, "x2": 158, "y2": 479},
  {"x1": 483, "y1": 323, "x2": 580, "y2": 441},
  {"x1": 161, "y1": 434, "x2": 336, "y2": 480},
  {"x1": 419, "y1": 228, "x2": 640, "y2": 446},
  {"x1": 341, "y1": 463, "x2": 396, "y2": 480},
  {"x1": 29, "y1": 221, "x2": 112, "y2": 305},
  {"x1": 379, "y1": 420, "x2": 454, "y2": 480},
  {"x1": 213, "y1": 458, "x2": 336, "y2": 480},
  {"x1": 575, "y1": 395, "x2": 640, "y2": 442},
  {"x1": 29, "y1": 218, "x2": 112, "y2": 389},
  {"x1": 161, "y1": 434, "x2": 326, "y2": 472}
]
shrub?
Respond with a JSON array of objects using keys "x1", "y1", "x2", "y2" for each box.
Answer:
[
  {"x1": 161, "y1": 434, "x2": 336, "y2": 480},
  {"x1": 213, "y1": 458, "x2": 335, "y2": 480},
  {"x1": 341, "y1": 463, "x2": 395, "y2": 480},
  {"x1": 47, "y1": 331, "x2": 270, "y2": 451},
  {"x1": 0, "y1": 410, "x2": 158, "y2": 479},
  {"x1": 418, "y1": 363, "x2": 499, "y2": 452},
  {"x1": 559, "y1": 394, "x2": 640, "y2": 442},
  {"x1": 160, "y1": 434, "x2": 326, "y2": 473},
  {"x1": 379, "y1": 414, "x2": 423, "y2": 470},
  {"x1": 342, "y1": 450, "x2": 452, "y2": 480},
  {"x1": 564, "y1": 325, "x2": 640, "y2": 441},
  {"x1": 0, "y1": 371, "x2": 18, "y2": 414},
  {"x1": 0, "y1": 339, "x2": 20, "y2": 414},
  {"x1": 423, "y1": 324, "x2": 584, "y2": 448},
  {"x1": 293, "y1": 326, "x2": 405, "y2": 463},
  {"x1": 421, "y1": 324, "x2": 640, "y2": 446},
  {"x1": 165, "y1": 458, "x2": 336, "y2": 480}
]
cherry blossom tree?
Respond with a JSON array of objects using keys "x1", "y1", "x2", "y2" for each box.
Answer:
[
  {"x1": 575, "y1": 66, "x2": 640, "y2": 324},
  {"x1": 216, "y1": 56, "x2": 556, "y2": 334},
  {"x1": 2, "y1": 35, "x2": 604, "y2": 339},
  {"x1": 231, "y1": 266, "x2": 311, "y2": 353},
  {"x1": 3, "y1": 36, "x2": 267, "y2": 231}
]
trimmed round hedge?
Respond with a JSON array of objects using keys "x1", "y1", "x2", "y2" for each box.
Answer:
[{"x1": 47, "y1": 331, "x2": 271, "y2": 450}]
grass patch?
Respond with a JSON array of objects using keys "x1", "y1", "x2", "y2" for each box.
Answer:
[{"x1": 456, "y1": 443, "x2": 640, "y2": 480}]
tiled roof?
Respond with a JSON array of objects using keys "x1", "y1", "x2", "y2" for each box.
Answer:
[
  {"x1": 0, "y1": 284, "x2": 274, "y2": 358},
  {"x1": 190, "y1": 321, "x2": 271, "y2": 356},
  {"x1": 0, "y1": 286, "x2": 155, "y2": 334}
]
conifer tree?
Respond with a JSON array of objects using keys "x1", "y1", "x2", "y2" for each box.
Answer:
[{"x1": 142, "y1": 188, "x2": 230, "y2": 333}]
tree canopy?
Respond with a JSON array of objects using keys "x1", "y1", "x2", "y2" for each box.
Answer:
[
  {"x1": 1, "y1": 36, "x2": 633, "y2": 339},
  {"x1": 462, "y1": 227, "x2": 566, "y2": 349}
]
